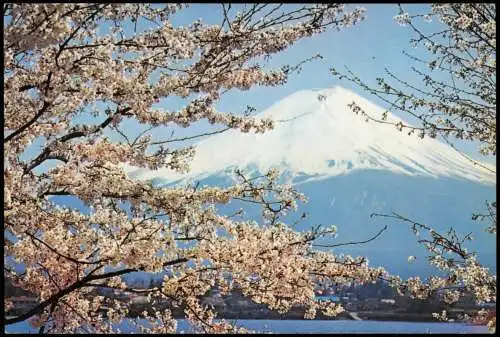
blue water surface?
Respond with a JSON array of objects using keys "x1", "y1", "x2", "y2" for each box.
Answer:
[{"x1": 5, "y1": 319, "x2": 490, "y2": 334}]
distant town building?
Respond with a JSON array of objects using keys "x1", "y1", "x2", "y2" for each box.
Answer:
[
  {"x1": 315, "y1": 295, "x2": 341, "y2": 303},
  {"x1": 381, "y1": 298, "x2": 396, "y2": 305}
]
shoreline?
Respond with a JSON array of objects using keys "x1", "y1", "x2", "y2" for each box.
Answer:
[{"x1": 126, "y1": 305, "x2": 481, "y2": 323}]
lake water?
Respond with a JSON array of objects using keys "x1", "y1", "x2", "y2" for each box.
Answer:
[{"x1": 5, "y1": 319, "x2": 490, "y2": 334}]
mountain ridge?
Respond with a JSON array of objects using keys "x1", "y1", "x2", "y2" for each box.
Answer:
[{"x1": 130, "y1": 86, "x2": 495, "y2": 185}]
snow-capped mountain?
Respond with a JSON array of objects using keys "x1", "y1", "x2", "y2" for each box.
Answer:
[
  {"x1": 126, "y1": 86, "x2": 496, "y2": 278},
  {"x1": 132, "y1": 86, "x2": 495, "y2": 185}
]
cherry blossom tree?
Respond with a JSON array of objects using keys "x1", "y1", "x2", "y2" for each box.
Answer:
[
  {"x1": 3, "y1": 3, "x2": 388, "y2": 333},
  {"x1": 331, "y1": 4, "x2": 496, "y2": 332}
]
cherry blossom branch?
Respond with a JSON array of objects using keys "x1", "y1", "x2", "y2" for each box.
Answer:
[
  {"x1": 370, "y1": 212, "x2": 471, "y2": 260},
  {"x1": 4, "y1": 257, "x2": 189, "y2": 325},
  {"x1": 4, "y1": 4, "x2": 381, "y2": 332},
  {"x1": 312, "y1": 225, "x2": 388, "y2": 248},
  {"x1": 151, "y1": 127, "x2": 231, "y2": 145},
  {"x1": 25, "y1": 231, "x2": 108, "y2": 265},
  {"x1": 25, "y1": 107, "x2": 132, "y2": 173},
  {"x1": 4, "y1": 101, "x2": 50, "y2": 143}
]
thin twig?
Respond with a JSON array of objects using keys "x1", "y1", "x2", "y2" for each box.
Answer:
[{"x1": 312, "y1": 225, "x2": 387, "y2": 248}]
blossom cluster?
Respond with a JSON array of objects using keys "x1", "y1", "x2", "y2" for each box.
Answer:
[{"x1": 3, "y1": 3, "x2": 375, "y2": 333}]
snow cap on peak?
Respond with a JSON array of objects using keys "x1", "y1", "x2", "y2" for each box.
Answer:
[{"x1": 131, "y1": 86, "x2": 496, "y2": 185}]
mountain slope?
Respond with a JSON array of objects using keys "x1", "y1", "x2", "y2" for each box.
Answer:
[
  {"x1": 123, "y1": 86, "x2": 496, "y2": 278},
  {"x1": 132, "y1": 86, "x2": 495, "y2": 185}
]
